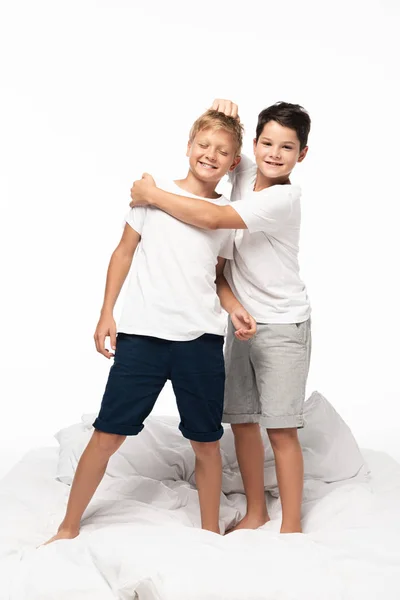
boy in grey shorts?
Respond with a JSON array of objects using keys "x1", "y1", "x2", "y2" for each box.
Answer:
[{"x1": 129, "y1": 98, "x2": 312, "y2": 534}]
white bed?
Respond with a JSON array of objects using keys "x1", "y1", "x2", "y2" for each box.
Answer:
[{"x1": 1, "y1": 392, "x2": 400, "y2": 600}]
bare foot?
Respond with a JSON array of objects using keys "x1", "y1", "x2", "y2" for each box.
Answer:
[
  {"x1": 226, "y1": 514, "x2": 270, "y2": 534},
  {"x1": 42, "y1": 527, "x2": 79, "y2": 546}
]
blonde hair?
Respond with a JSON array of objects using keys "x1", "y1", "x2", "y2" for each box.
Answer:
[{"x1": 189, "y1": 109, "x2": 244, "y2": 156}]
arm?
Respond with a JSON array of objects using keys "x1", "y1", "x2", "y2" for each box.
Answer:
[
  {"x1": 215, "y1": 258, "x2": 256, "y2": 340},
  {"x1": 152, "y1": 187, "x2": 247, "y2": 230},
  {"x1": 94, "y1": 224, "x2": 141, "y2": 358},
  {"x1": 131, "y1": 178, "x2": 247, "y2": 230},
  {"x1": 215, "y1": 257, "x2": 241, "y2": 313},
  {"x1": 130, "y1": 175, "x2": 294, "y2": 233}
]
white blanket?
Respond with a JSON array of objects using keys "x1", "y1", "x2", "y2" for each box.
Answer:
[{"x1": 1, "y1": 438, "x2": 400, "y2": 598}]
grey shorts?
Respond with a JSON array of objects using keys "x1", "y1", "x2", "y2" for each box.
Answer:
[{"x1": 223, "y1": 319, "x2": 311, "y2": 429}]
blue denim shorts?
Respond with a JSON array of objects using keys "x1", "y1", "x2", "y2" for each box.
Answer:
[{"x1": 93, "y1": 332, "x2": 225, "y2": 442}]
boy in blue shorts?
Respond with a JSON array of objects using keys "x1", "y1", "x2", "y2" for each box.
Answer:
[
  {"x1": 45, "y1": 109, "x2": 256, "y2": 544},
  {"x1": 129, "y1": 99, "x2": 312, "y2": 534}
]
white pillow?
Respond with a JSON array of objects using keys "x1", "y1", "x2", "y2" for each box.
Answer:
[
  {"x1": 55, "y1": 391, "x2": 369, "y2": 501},
  {"x1": 297, "y1": 391, "x2": 368, "y2": 483},
  {"x1": 297, "y1": 391, "x2": 370, "y2": 499},
  {"x1": 55, "y1": 414, "x2": 194, "y2": 485}
]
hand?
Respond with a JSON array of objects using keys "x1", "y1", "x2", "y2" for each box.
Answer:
[
  {"x1": 130, "y1": 173, "x2": 156, "y2": 208},
  {"x1": 211, "y1": 99, "x2": 239, "y2": 120},
  {"x1": 94, "y1": 313, "x2": 117, "y2": 359},
  {"x1": 230, "y1": 306, "x2": 257, "y2": 341}
]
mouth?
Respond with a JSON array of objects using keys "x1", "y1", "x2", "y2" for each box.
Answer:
[
  {"x1": 265, "y1": 160, "x2": 284, "y2": 167},
  {"x1": 198, "y1": 161, "x2": 218, "y2": 170}
]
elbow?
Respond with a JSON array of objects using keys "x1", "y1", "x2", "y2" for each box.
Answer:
[
  {"x1": 113, "y1": 246, "x2": 134, "y2": 262},
  {"x1": 204, "y1": 217, "x2": 219, "y2": 230},
  {"x1": 203, "y1": 208, "x2": 220, "y2": 230}
]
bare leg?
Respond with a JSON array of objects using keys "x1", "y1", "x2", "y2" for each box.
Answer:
[
  {"x1": 267, "y1": 428, "x2": 303, "y2": 533},
  {"x1": 190, "y1": 440, "x2": 222, "y2": 534},
  {"x1": 228, "y1": 423, "x2": 269, "y2": 532},
  {"x1": 44, "y1": 430, "x2": 126, "y2": 544}
]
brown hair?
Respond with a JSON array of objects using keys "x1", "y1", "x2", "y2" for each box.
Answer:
[
  {"x1": 189, "y1": 109, "x2": 243, "y2": 156},
  {"x1": 256, "y1": 102, "x2": 311, "y2": 151}
]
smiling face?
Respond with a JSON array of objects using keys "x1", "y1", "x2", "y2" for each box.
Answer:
[
  {"x1": 253, "y1": 120, "x2": 308, "y2": 185},
  {"x1": 187, "y1": 127, "x2": 240, "y2": 185}
]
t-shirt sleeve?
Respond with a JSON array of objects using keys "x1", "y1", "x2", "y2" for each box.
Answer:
[
  {"x1": 124, "y1": 207, "x2": 147, "y2": 234},
  {"x1": 231, "y1": 186, "x2": 299, "y2": 234},
  {"x1": 228, "y1": 153, "x2": 255, "y2": 183},
  {"x1": 218, "y1": 230, "x2": 235, "y2": 259}
]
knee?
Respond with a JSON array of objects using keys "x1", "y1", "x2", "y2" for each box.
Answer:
[
  {"x1": 267, "y1": 428, "x2": 298, "y2": 451},
  {"x1": 191, "y1": 440, "x2": 220, "y2": 460},
  {"x1": 92, "y1": 430, "x2": 126, "y2": 455},
  {"x1": 231, "y1": 422, "x2": 260, "y2": 437}
]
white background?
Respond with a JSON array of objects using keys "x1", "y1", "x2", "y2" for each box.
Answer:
[{"x1": 1, "y1": 0, "x2": 399, "y2": 472}]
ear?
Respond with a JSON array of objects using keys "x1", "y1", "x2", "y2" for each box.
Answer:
[
  {"x1": 229, "y1": 155, "x2": 241, "y2": 172},
  {"x1": 186, "y1": 141, "x2": 192, "y2": 157},
  {"x1": 253, "y1": 138, "x2": 258, "y2": 155},
  {"x1": 297, "y1": 146, "x2": 308, "y2": 163}
]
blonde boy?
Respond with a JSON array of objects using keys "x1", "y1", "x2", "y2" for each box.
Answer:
[{"x1": 45, "y1": 110, "x2": 256, "y2": 544}]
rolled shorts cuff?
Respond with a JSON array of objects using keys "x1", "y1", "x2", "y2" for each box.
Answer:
[
  {"x1": 92, "y1": 418, "x2": 144, "y2": 436},
  {"x1": 179, "y1": 424, "x2": 224, "y2": 442},
  {"x1": 222, "y1": 412, "x2": 261, "y2": 425},
  {"x1": 260, "y1": 414, "x2": 305, "y2": 429}
]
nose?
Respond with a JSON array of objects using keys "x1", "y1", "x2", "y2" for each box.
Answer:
[
  {"x1": 205, "y1": 148, "x2": 217, "y2": 162},
  {"x1": 269, "y1": 146, "x2": 281, "y2": 160}
]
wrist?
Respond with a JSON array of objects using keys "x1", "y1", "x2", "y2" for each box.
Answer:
[
  {"x1": 148, "y1": 187, "x2": 164, "y2": 207},
  {"x1": 228, "y1": 302, "x2": 242, "y2": 315},
  {"x1": 100, "y1": 306, "x2": 114, "y2": 317}
]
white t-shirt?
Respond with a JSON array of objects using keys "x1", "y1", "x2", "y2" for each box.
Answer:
[
  {"x1": 224, "y1": 155, "x2": 311, "y2": 324},
  {"x1": 118, "y1": 179, "x2": 235, "y2": 341}
]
